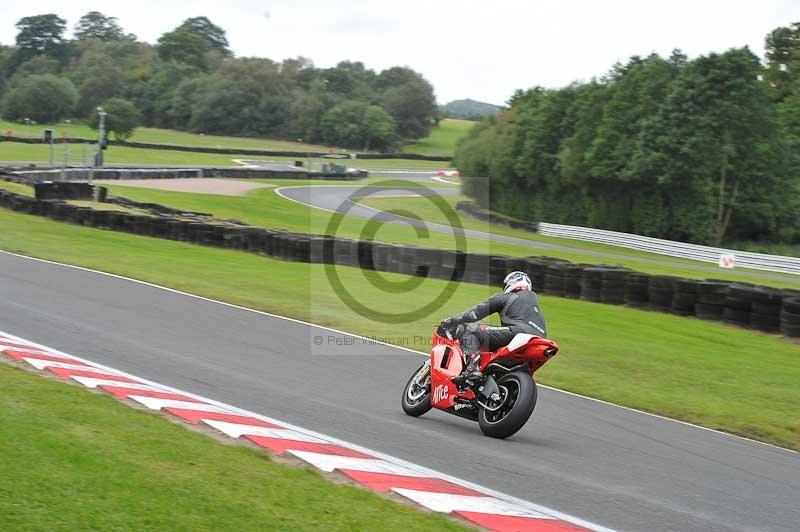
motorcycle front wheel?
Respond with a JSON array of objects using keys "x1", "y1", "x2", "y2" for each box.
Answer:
[
  {"x1": 478, "y1": 371, "x2": 537, "y2": 439},
  {"x1": 401, "y1": 362, "x2": 432, "y2": 417}
]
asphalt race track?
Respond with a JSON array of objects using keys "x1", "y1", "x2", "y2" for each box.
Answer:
[{"x1": 1, "y1": 251, "x2": 797, "y2": 532}]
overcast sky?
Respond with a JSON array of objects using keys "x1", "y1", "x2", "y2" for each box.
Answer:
[{"x1": 3, "y1": 1, "x2": 800, "y2": 105}]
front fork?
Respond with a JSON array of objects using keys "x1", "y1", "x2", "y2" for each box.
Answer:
[{"x1": 415, "y1": 360, "x2": 431, "y2": 386}]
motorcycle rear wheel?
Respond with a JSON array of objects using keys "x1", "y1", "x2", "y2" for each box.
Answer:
[
  {"x1": 401, "y1": 362, "x2": 432, "y2": 417},
  {"x1": 478, "y1": 371, "x2": 537, "y2": 439}
]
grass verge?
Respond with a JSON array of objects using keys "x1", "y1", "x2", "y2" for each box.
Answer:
[
  {"x1": 0, "y1": 207, "x2": 797, "y2": 450},
  {"x1": 1, "y1": 118, "x2": 467, "y2": 156},
  {"x1": 0, "y1": 119, "x2": 335, "y2": 151},
  {"x1": 0, "y1": 180, "x2": 35, "y2": 196},
  {"x1": 0, "y1": 361, "x2": 466, "y2": 531},
  {"x1": 0, "y1": 142, "x2": 448, "y2": 169},
  {"x1": 401, "y1": 119, "x2": 475, "y2": 156}
]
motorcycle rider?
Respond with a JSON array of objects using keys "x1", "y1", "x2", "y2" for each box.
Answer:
[{"x1": 441, "y1": 271, "x2": 546, "y2": 386}]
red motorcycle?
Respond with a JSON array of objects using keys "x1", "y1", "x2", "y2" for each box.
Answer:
[{"x1": 401, "y1": 325, "x2": 559, "y2": 438}]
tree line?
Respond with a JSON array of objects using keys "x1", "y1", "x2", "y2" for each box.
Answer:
[
  {"x1": 456, "y1": 25, "x2": 800, "y2": 247},
  {"x1": 0, "y1": 12, "x2": 439, "y2": 150}
]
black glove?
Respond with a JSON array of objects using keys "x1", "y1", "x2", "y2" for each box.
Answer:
[{"x1": 441, "y1": 316, "x2": 458, "y2": 330}]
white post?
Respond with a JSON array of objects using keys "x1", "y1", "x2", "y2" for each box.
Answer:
[
  {"x1": 61, "y1": 143, "x2": 68, "y2": 181},
  {"x1": 92, "y1": 107, "x2": 108, "y2": 185}
]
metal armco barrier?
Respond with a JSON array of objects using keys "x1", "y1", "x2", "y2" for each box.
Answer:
[{"x1": 537, "y1": 222, "x2": 800, "y2": 276}]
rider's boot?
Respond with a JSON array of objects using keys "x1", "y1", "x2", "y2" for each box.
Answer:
[{"x1": 452, "y1": 352, "x2": 482, "y2": 388}]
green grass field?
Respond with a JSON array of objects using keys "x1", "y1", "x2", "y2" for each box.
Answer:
[
  {"x1": 0, "y1": 361, "x2": 466, "y2": 531},
  {"x1": 1, "y1": 118, "x2": 472, "y2": 157},
  {"x1": 0, "y1": 180, "x2": 35, "y2": 196},
  {"x1": 0, "y1": 119, "x2": 341, "y2": 152},
  {"x1": 402, "y1": 119, "x2": 476, "y2": 156},
  {"x1": 96, "y1": 183, "x2": 800, "y2": 288},
  {"x1": 0, "y1": 207, "x2": 797, "y2": 450},
  {"x1": 0, "y1": 142, "x2": 448, "y2": 169}
]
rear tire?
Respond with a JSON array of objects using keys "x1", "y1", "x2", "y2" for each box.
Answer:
[
  {"x1": 478, "y1": 371, "x2": 537, "y2": 439},
  {"x1": 401, "y1": 362, "x2": 432, "y2": 417}
]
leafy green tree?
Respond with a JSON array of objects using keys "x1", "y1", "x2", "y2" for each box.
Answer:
[
  {"x1": 15, "y1": 14, "x2": 67, "y2": 55},
  {"x1": 188, "y1": 77, "x2": 260, "y2": 134},
  {"x1": 558, "y1": 81, "x2": 609, "y2": 183},
  {"x1": 457, "y1": 44, "x2": 794, "y2": 247},
  {"x1": 764, "y1": 23, "x2": 800, "y2": 102},
  {"x1": 456, "y1": 116, "x2": 506, "y2": 208},
  {"x1": 322, "y1": 61, "x2": 375, "y2": 99},
  {"x1": 135, "y1": 61, "x2": 198, "y2": 127},
  {"x1": 168, "y1": 76, "x2": 205, "y2": 128},
  {"x1": 0, "y1": 46, "x2": 11, "y2": 95},
  {"x1": 634, "y1": 48, "x2": 779, "y2": 244},
  {"x1": 289, "y1": 77, "x2": 337, "y2": 142},
  {"x1": 777, "y1": 86, "x2": 800, "y2": 143},
  {"x1": 89, "y1": 98, "x2": 141, "y2": 141},
  {"x1": 9, "y1": 55, "x2": 61, "y2": 82},
  {"x1": 74, "y1": 11, "x2": 135, "y2": 42},
  {"x1": 588, "y1": 53, "x2": 680, "y2": 180},
  {"x1": 362, "y1": 105, "x2": 396, "y2": 150},
  {"x1": 0, "y1": 10, "x2": 441, "y2": 145},
  {"x1": 10, "y1": 14, "x2": 69, "y2": 70},
  {"x1": 178, "y1": 17, "x2": 231, "y2": 56},
  {"x1": 157, "y1": 28, "x2": 210, "y2": 70},
  {"x1": 2, "y1": 74, "x2": 77, "y2": 122},
  {"x1": 320, "y1": 100, "x2": 396, "y2": 150},
  {"x1": 75, "y1": 55, "x2": 125, "y2": 116},
  {"x1": 381, "y1": 74, "x2": 437, "y2": 139}
]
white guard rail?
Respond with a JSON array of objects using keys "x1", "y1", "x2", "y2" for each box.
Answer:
[{"x1": 536, "y1": 222, "x2": 800, "y2": 276}]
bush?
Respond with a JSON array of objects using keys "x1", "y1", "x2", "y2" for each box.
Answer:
[
  {"x1": 89, "y1": 97, "x2": 141, "y2": 141},
  {"x1": 2, "y1": 74, "x2": 77, "y2": 122},
  {"x1": 320, "y1": 101, "x2": 396, "y2": 151}
]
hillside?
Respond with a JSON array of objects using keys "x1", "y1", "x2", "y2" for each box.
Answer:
[{"x1": 442, "y1": 99, "x2": 503, "y2": 119}]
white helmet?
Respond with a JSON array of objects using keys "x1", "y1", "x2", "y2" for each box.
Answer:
[{"x1": 503, "y1": 271, "x2": 532, "y2": 293}]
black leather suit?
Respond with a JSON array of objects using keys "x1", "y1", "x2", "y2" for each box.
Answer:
[{"x1": 446, "y1": 289, "x2": 547, "y2": 358}]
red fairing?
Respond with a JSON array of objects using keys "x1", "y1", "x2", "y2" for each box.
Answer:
[
  {"x1": 429, "y1": 334, "x2": 471, "y2": 408},
  {"x1": 428, "y1": 329, "x2": 558, "y2": 411},
  {"x1": 481, "y1": 334, "x2": 559, "y2": 374}
]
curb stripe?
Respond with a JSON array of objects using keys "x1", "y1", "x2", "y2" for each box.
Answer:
[
  {"x1": 23, "y1": 358, "x2": 112, "y2": 372},
  {"x1": 244, "y1": 436, "x2": 373, "y2": 458},
  {"x1": 70, "y1": 377, "x2": 164, "y2": 392},
  {"x1": 339, "y1": 470, "x2": 482, "y2": 496},
  {"x1": 164, "y1": 408, "x2": 280, "y2": 427},
  {"x1": 391, "y1": 488, "x2": 554, "y2": 518},
  {"x1": 126, "y1": 396, "x2": 235, "y2": 413},
  {"x1": 456, "y1": 512, "x2": 590, "y2": 532},
  {"x1": 47, "y1": 367, "x2": 140, "y2": 382},
  {"x1": 0, "y1": 340, "x2": 47, "y2": 352},
  {"x1": 4, "y1": 350, "x2": 86, "y2": 363},
  {"x1": 98, "y1": 385, "x2": 202, "y2": 402},
  {"x1": 201, "y1": 419, "x2": 327, "y2": 443},
  {"x1": 287, "y1": 451, "x2": 432, "y2": 477}
]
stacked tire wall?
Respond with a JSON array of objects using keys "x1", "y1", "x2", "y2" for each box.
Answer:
[{"x1": 1, "y1": 186, "x2": 799, "y2": 339}]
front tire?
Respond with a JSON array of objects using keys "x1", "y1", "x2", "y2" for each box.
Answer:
[
  {"x1": 478, "y1": 371, "x2": 537, "y2": 439},
  {"x1": 401, "y1": 362, "x2": 432, "y2": 417}
]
